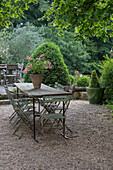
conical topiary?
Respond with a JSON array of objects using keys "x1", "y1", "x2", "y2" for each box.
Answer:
[{"x1": 89, "y1": 70, "x2": 100, "y2": 88}]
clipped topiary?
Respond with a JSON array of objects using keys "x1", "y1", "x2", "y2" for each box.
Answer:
[
  {"x1": 89, "y1": 70, "x2": 100, "y2": 88},
  {"x1": 23, "y1": 42, "x2": 70, "y2": 86}
]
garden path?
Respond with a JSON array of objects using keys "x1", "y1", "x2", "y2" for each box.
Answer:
[{"x1": 0, "y1": 100, "x2": 113, "y2": 169}]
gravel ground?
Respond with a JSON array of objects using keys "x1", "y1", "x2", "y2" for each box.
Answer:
[{"x1": 0, "y1": 100, "x2": 113, "y2": 170}]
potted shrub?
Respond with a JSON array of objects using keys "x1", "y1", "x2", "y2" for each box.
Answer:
[{"x1": 86, "y1": 70, "x2": 104, "y2": 104}]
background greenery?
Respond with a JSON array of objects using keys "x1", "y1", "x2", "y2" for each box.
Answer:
[{"x1": 0, "y1": 0, "x2": 113, "y2": 103}]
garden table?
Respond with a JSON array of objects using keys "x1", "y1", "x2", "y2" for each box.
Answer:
[{"x1": 14, "y1": 83, "x2": 72, "y2": 142}]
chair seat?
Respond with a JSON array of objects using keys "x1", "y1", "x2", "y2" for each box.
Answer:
[
  {"x1": 6, "y1": 75, "x2": 17, "y2": 77},
  {"x1": 41, "y1": 113, "x2": 65, "y2": 119}
]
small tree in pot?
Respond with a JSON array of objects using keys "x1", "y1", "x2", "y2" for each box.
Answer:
[{"x1": 86, "y1": 70, "x2": 104, "y2": 104}]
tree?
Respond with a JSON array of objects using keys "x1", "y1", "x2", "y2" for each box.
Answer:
[
  {"x1": 45, "y1": 0, "x2": 113, "y2": 39},
  {"x1": 23, "y1": 0, "x2": 50, "y2": 27},
  {"x1": 0, "y1": 0, "x2": 38, "y2": 27},
  {"x1": 8, "y1": 23, "x2": 44, "y2": 63},
  {"x1": 0, "y1": 29, "x2": 11, "y2": 63},
  {"x1": 41, "y1": 26, "x2": 91, "y2": 75}
]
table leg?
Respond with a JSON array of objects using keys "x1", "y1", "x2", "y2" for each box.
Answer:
[
  {"x1": 0, "y1": 70, "x2": 1, "y2": 85},
  {"x1": 33, "y1": 98, "x2": 38, "y2": 142},
  {"x1": 61, "y1": 101, "x2": 68, "y2": 139},
  {"x1": 17, "y1": 87, "x2": 19, "y2": 98}
]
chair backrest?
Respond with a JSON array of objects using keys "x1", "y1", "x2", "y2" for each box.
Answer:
[
  {"x1": 6, "y1": 64, "x2": 18, "y2": 71},
  {"x1": 6, "y1": 64, "x2": 18, "y2": 77},
  {"x1": 40, "y1": 95, "x2": 72, "y2": 114},
  {"x1": 0, "y1": 64, "x2": 7, "y2": 67},
  {"x1": 5, "y1": 64, "x2": 18, "y2": 85},
  {"x1": 18, "y1": 63, "x2": 24, "y2": 79},
  {"x1": 42, "y1": 95, "x2": 72, "y2": 103}
]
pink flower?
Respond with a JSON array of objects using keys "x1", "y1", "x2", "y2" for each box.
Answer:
[
  {"x1": 28, "y1": 64, "x2": 32, "y2": 68},
  {"x1": 23, "y1": 54, "x2": 52, "y2": 74},
  {"x1": 40, "y1": 54, "x2": 45, "y2": 57},
  {"x1": 48, "y1": 62, "x2": 52, "y2": 67},
  {"x1": 26, "y1": 56, "x2": 31, "y2": 60},
  {"x1": 46, "y1": 62, "x2": 52, "y2": 69},
  {"x1": 23, "y1": 67, "x2": 29, "y2": 74},
  {"x1": 49, "y1": 66, "x2": 52, "y2": 69},
  {"x1": 36, "y1": 57, "x2": 40, "y2": 60}
]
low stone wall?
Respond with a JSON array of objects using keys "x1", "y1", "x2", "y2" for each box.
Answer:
[
  {"x1": 72, "y1": 87, "x2": 88, "y2": 100},
  {"x1": 72, "y1": 92, "x2": 88, "y2": 100}
]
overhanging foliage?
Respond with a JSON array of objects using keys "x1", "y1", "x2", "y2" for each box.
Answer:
[
  {"x1": 0, "y1": 0, "x2": 38, "y2": 27},
  {"x1": 45, "y1": 0, "x2": 113, "y2": 39}
]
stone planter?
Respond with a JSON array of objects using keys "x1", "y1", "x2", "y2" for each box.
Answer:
[{"x1": 86, "y1": 87, "x2": 104, "y2": 104}]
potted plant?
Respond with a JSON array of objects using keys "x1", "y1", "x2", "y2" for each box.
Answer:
[
  {"x1": 23, "y1": 54, "x2": 52, "y2": 88},
  {"x1": 86, "y1": 70, "x2": 104, "y2": 104}
]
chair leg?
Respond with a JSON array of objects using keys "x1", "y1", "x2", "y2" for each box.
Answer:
[
  {"x1": 10, "y1": 116, "x2": 20, "y2": 126},
  {"x1": 58, "y1": 119, "x2": 72, "y2": 133},
  {"x1": 48, "y1": 119, "x2": 56, "y2": 131},
  {"x1": 63, "y1": 117, "x2": 65, "y2": 135},
  {"x1": 9, "y1": 111, "x2": 16, "y2": 120},
  {"x1": 40, "y1": 118, "x2": 44, "y2": 135},
  {"x1": 60, "y1": 118, "x2": 68, "y2": 139},
  {"x1": 13, "y1": 118, "x2": 22, "y2": 128},
  {"x1": 13, "y1": 122, "x2": 23, "y2": 136},
  {"x1": 13, "y1": 121, "x2": 27, "y2": 139},
  {"x1": 9, "y1": 113, "x2": 17, "y2": 123}
]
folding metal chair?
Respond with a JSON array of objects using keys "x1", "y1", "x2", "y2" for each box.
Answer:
[
  {"x1": 4, "y1": 85, "x2": 34, "y2": 138},
  {"x1": 4, "y1": 64, "x2": 18, "y2": 86},
  {"x1": 39, "y1": 95, "x2": 72, "y2": 138}
]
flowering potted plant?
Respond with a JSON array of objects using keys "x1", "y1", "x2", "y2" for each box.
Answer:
[{"x1": 23, "y1": 54, "x2": 52, "y2": 88}]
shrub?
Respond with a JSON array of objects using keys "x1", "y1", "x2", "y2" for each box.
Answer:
[
  {"x1": 89, "y1": 70, "x2": 100, "y2": 88},
  {"x1": 99, "y1": 55, "x2": 113, "y2": 103},
  {"x1": 77, "y1": 76, "x2": 89, "y2": 87},
  {"x1": 23, "y1": 42, "x2": 71, "y2": 86},
  {"x1": 69, "y1": 75, "x2": 74, "y2": 85}
]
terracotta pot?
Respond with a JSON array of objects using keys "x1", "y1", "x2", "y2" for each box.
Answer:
[{"x1": 30, "y1": 73, "x2": 43, "y2": 89}]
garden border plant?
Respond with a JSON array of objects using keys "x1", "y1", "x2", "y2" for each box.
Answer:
[
  {"x1": 77, "y1": 76, "x2": 89, "y2": 87},
  {"x1": 94, "y1": 55, "x2": 113, "y2": 104}
]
